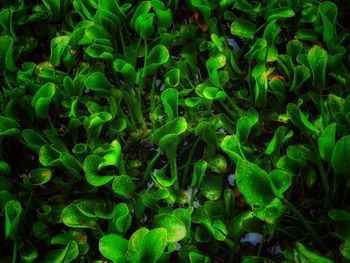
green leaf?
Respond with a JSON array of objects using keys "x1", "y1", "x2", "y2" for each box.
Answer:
[
  {"x1": 130, "y1": 1, "x2": 152, "y2": 28},
  {"x1": 152, "y1": 166, "x2": 176, "y2": 187},
  {"x1": 43, "y1": 0, "x2": 61, "y2": 21},
  {"x1": 328, "y1": 210, "x2": 350, "y2": 221},
  {"x1": 253, "y1": 198, "x2": 286, "y2": 224},
  {"x1": 236, "y1": 160, "x2": 275, "y2": 206},
  {"x1": 99, "y1": 234, "x2": 128, "y2": 262},
  {"x1": 221, "y1": 135, "x2": 244, "y2": 164},
  {"x1": 135, "y1": 13, "x2": 154, "y2": 40},
  {"x1": 287, "y1": 39, "x2": 303, "y2": 59},
  {"x1": 287, "y1": 104, "x2": 319, "y2": 137},
  {"x1": 161, "y1": 88, "x2": 179, "y2": 121},
  {"x1": 151, "y1": 117, "x2": 187, "y2": 160},
  {"x1": 189, "y1": 251, "x2": 211, "y2": 263},
  {"x1": 31, "y1": 82, "x2": 56, "y2": 119},
  {"x1": 0, "y1": 35, "x2": 16, "y2": 72},
  {"x1": 26, "y1": 168, "x2": 52, "y2": 186},
  {"x1": 98, "y1": 140, "x2": 123, "y2": 170},
  {"x1": 191, "y1": 0, "x2": 212, "y2": 21},
  {"x1": 263, "y1": 21, "x2": 280, "y2": 43},
  {"x1": 5, "y1": 200, "x2": 22, "y2": 240},
  {"x1": 19, "y1": 239, "x2": 39, "y2": 263},
  {"x1": 43, "y1": 241, "x2": 79, "y2": 263},
  {"x1": 83, "y1": 155, "x2": 114, "y2": 186},
  {"x1": 269, "y1": 169, "x2": 292, "y2": 198},
  {"x1": 95, "y1": 0, "x2": 129, "y2": 31},
  {"x1": 165, "y1": 69, "x2": 180, "y2": 88},
  {"x1": 266, "y1": 7, "x2": 295, "y2": 21},
  {"x1": 39, "y1": 145, "x2": 61, "y2": 167},
  {"x1": 85, "y1": 44, "x2": 114, "y2": 60},
  {"x1": 152, "y1": 1, "x2": 172, "y2": 29},
  {"x1": 113, "y1": 59, "x2": 137, "y2": 84},
  {"x1": 0, "y1": 116, "x2": 20, "y2": 137},
  {"x1": 202, "y1": 86, "x2": 226, "y2": 101},
  {"x1": 61, "y1": 204, "x2": 98, "y2": 229},
  {"x1": 307, "y1": 45, "x2": 328, "y2": 88},
  {"x1": 331, "y1": 135, "x2": 350, "y2": 175},
  {"x1": 319, "y1": 1, "x2": 337, "y2": 43},
  {"x1": 154, "y1": 214, "x2": 186, "y2": 242},
  {"x1": 340, "y1": 238, "x2": 350, "y2": 259},
  {"x1": 127, "y1": 227, "x2": 149, "y2": 261},
  {"x1": 144, "y1": 45, "x2": 169, "y2": 76},
  {"x1": 318, "y1": 123, "x2": 336, "y2": 163},
  {"x1": 291, "y1": 65, "x2": 311, "y2": 93},
  {"x1": 202, "y1": 174, "x2": 223, "y2": 201},
  {"x1": 205, "y1": 54, "x2": 228, "y2": 88},
  {"x1": 112, "y1": 203, "x2": 132, "y2": 234},
  {"x1": 233, "y1": 0, "x2": 261, "y2": 18},
  {"x1": 22, "y1": 129, "x2": 48, "y2": 152},
  {"x1": 237, "y1": 117, "x2": 252, "y2": 142},
  {"x1": 230, "y1": 18, "x2": 256, "y2": 39},
  {"x1": 139, "y1": 228, "x2": 167, "y2": 263},
  {"x1": 112, "y1": 175, "x2": 136, "y2": 199},
  {"x1": 265, "y1": 126, "x2": 293, "y2": 155},
  {"x1": 50, "y1": 36, "x2": 70, "y2": 67},
  {"x1": 85, "y1": 72, "x2": 114, "y2": 93},
  {"x1": 294, "y1": 242, "x2": 334, "y2": 263},
  {"x1": 190, "y1": 160, "x2": 208, "y2": 188}
]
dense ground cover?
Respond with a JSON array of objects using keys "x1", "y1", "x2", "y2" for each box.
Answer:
[{"x1": 1, "y1": 0, "x2": 350, "y2": 262}]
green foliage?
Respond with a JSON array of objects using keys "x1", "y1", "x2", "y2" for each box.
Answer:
[{"x1": 1, "y1": 0, "x2": 350, "y2": 262}]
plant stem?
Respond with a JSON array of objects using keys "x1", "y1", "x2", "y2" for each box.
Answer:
[
  {"x1": 119, "y1": 27, "x2": 126, "y2": 56},
  {"x1": 12, "y1": 241, "x2": 17, "y2": 263},
  {"x1": 140, "y1": 151, "x2": 161, "y2": 186},
  {"x1": 282, "y1": 198, "x2": 328, "y2": 250},
  {"x1": 223, "y1": 237, "x2": 235, "y2": 250},
  {"x1": 150, "y1": 74, "x2": 157, "y2": 130},
  {"x1": 307, "y1": 137, "x2": 331, "y2": 209},
  {"x1": 181, "y1": 137, "x2": 200, "y2": 188},
  {"x1": 170, "y1": 160, "x2": 179, "y2": 189}
]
